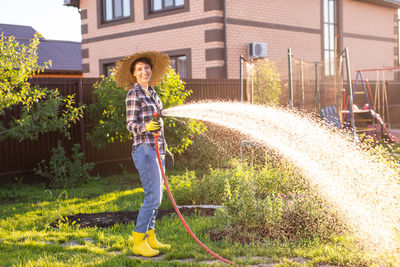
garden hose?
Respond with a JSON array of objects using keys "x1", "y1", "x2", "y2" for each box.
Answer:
[{"x1": 152, "y1": 113, "x2": 235, "y2": 266}]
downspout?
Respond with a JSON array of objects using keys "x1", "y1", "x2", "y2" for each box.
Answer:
[
  {"x1": 223, "y1": 0, "x2": 228, "y2": 78},
  {"x1": 398, "y1": 9, "x2": 400, "y2": 79}
]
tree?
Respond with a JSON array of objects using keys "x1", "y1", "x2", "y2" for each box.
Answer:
[
  {"x1": 86, "y1": 68, "x2": 206, "y2": 154},
  {"x1": 249, "y1": 58, "x2": 281, "y2": 106},
  {"x1": 0, "y1": 33, "x2": 84, "y2": 141}
]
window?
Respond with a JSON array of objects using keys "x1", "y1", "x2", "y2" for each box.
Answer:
[
  {"x1": 170, "y1": 55, "x2": 187, "y2": 79},
  {"x1": 103, "y1": 0, "x2": 130, "y2": 22},
  {"x1": 323, "y1": 0, "x2": 337, "y2": 76},
  {"x1": 151, "y1": 0, "x2": 184, "y2": 12},
  {"x1": 103, "y1": 63, "x2": 115, "y2": 76}
]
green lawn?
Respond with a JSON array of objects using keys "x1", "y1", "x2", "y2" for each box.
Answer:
[{"x1": 0, "y1": 171, "x2": 395, "y2": 266}]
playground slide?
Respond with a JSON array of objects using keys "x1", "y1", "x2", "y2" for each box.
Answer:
[{"x1": 367, "y1": 107, "x2": 400, "y2": 143}]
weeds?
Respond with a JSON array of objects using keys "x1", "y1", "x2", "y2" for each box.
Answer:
[{"x1": 34, "y1": 140, "x2": 95, "y2": 188}]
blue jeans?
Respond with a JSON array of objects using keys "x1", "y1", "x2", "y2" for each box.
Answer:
[{"x1": 132, "y1": 143, "x2": 165, "y2": 233}]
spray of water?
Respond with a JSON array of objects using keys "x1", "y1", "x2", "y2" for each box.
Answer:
[{"x1": 163, "y1": 101, "x2": 400, "y2": 255}]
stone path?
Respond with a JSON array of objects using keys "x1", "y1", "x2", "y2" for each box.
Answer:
[
  {"x1": 53, "y1": 239, "x2": 338, "y2": 266},
  {"x1": 127, "y1": 254, "x2": 337, "y2": 266}
]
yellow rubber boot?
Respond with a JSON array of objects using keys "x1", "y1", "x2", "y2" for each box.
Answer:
[
  {"x1": 147, "y1": 229, "x2": 171, "y2": 250},
  {"x1": 132, "y1": 231, "x2": 159, "y2": 257}
]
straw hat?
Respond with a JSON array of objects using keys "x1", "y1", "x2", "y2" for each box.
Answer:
[{"x1": 113, "y1": 51, "x2": 170, "y2": 89}]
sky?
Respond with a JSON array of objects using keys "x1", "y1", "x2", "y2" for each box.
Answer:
[{"x1": 0, "y1": 0, "x2": 81, "y2": 42}]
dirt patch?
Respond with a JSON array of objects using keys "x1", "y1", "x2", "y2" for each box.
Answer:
[{"x1": 52, "y1": 207, "x2": 216, "y2": 228}]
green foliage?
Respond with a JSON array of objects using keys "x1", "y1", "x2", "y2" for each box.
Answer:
[
  {"x1": 0, "y1": 33, "x2": 84, "y2": 141},
  {"x1": 87, "y1": 69, "x2": 206, "y2": 154},
  {"x1": 169, "y1": 168, "x2": 237, "y2": 205},
  {"x1": 222, "y1": 183, "x2": 343, "y2": 241},
  {"x1": 170, "y1": 159, "x2": 345, "y2": 241},
  {"x1": 155, "y1": 68, "x2": 205, "y2": 155},
  {"x1": 86, "y1": 76, "x2": 129, "y2": 147},
  {"x1": 249, "y1": 58, "x2": 281, "y2": 105},
  {"x1": 35, "y1": 141, "x2": 95, "y2": 188},
  {"x1": 175, "y1": 123, "x2": 243, "y2": 170},
  {"x1": 218, "y1": 162, "x2": 345, "y2": 241},
  {"x1": 155, "y1": 68, "x2": 188, "y2": 108}
]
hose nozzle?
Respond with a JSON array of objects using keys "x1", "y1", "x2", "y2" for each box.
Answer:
[
  {"x1": 153, "y1": 109, "x2": 167, "y2": 120},
  {"x1": 152, "y1": 112, "x2": 160, "y2": 122}
]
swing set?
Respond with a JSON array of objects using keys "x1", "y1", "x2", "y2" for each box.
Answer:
[{"x1": 343, "y1": 66, "x2": 400, "y2": 143}]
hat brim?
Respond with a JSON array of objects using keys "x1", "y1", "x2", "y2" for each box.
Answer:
[{"x1": 113, "y1": 51, "x2": 170, "y2": 89}]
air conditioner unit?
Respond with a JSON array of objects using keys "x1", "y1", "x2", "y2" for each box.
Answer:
[{"x1": 248, "y1": 42, "x2": 267, "y2": 58}]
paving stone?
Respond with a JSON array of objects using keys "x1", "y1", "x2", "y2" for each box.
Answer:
[
  {"x1": 175, "y1": 258, "x2": 195, "y2": 263},
  {"x1": 60, "y1": 241, "x2": 80, "y2": 247},
  {"x1": 83, "y1": 238, "x2": 94, "y2": 244},
  {"x1": 198, "y1": 259, "x2": 227, "y2": 265},
  {"x1": 290, "y1": 257, "x2": 310, "y2": 263},
  {"x1": 127, "y1": 255, "x2": 164, "y2": 261},
  {"x1": 108, "y1": 251, "x2": 122, "y2": 256},
  {"x1": 248, "y1": 264, "x2": 276, "y2": 267},
  {"x1": 236, "y1": 256, "x2": 274, "y2": 262}
]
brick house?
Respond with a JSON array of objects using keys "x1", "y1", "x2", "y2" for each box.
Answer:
[
  {"x1": 65, "y1": 0, "x2": 400, "y2": 80},
  {"x1": 0, "y1": 23, "x2": 82, "y2": 78}
]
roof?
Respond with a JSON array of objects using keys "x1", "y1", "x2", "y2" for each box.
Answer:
[
  {"x1": 355, "y1": 0, "x2": 400, "y2": 8},
  {"x1": 64, "y1": 0, "x2": 400, "y2": 8},
  {"x1": 0, "y1": 23, "x2": 38, "y2": 39},
  {"x1": 64, "y1": 0, "x2": 80, "y2": 8},
  {"x1": 0, "y1": 23, "x2": 81, "y2": 72}
]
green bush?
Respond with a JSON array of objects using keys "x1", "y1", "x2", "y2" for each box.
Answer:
[
  {"x1": 219, "y1": 162, "x2": 345, "y2": 241},
  {"x1": 175, "y1": 122, "x2": 244, "y2": 170},
  {"x1": 35, "y1": 141, "x2": 95, "y2": 188},
  {"x1": 168, "y1": 165, "x2": 244, "y2": 205},
  {"x1": 169, "y1": 159, "x2": 345, "y2": 241},
  {"x1": 222, "y1": 184, "x2": 343, "y2": 241},
  {"x1": 86, "y1": 76, "x2": 129, "y2": 147},
  {"x1": 247, "y1": 58, "x2": 281, "y2": 105}
]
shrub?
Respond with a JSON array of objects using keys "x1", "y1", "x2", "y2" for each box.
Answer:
[
  {"x1": 175, "y1": 122, "x2": 244, "y2": 170},
  {"x1": 168, "y1": 165, "x2": 245, "y2": 205},
  {"x1": 35, "y1": 141, "x2": 95, "y2": 188},
  {"x1": 86, "y1": 76, "x2": 128, "y2": 147},
  {"x1": 169, "y1": 159, "x2": 345, "y2": 241},
  {"x1": 218, "y1": 162, "x2": 345, "y2": 241},
  {"x1": 247, "y1": 58, "x2": 281, "y2": 105}
]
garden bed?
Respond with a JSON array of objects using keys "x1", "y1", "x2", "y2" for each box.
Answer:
[{"x1": 52, "y1": 206, "x2": 217, "y2": 228}]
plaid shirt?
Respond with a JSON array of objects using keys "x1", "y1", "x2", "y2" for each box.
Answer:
[{"x1": 126, "y1": 83, "x2": 166, "y2": 155}]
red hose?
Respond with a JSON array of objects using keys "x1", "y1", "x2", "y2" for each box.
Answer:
[{"x1": 154, "y1": 132, "x2": 236, "y2": 265}]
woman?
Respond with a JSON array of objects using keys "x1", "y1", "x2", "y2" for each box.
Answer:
[{"x1": 114, "y1": 51, "x2": 171, "y2": 257}]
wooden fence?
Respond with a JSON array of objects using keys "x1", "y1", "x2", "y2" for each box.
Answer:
[
  {"x1": 1, "y1": 77, "x2": 400, "y2": 183},
  {"x1": 0, "y1": 78, "x2": 242, "y2": 184}
]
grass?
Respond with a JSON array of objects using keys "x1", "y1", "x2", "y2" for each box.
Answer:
[{"x1": 0, "y1": 171, "x2": 396, "y2": 266}]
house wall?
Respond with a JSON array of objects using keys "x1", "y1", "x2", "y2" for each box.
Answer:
[
  {"x1": 225, "y1": 0, "x2": 322, "y2": 79},
  {"x1": 342, "y1": 0, "x2": 398, "y2": 80},
  {"x1": 80, "y1": 0, "x2": 225, "y2": 78},
  {"x1": 79, "y1": 0, "x2": 399, "y2": 80}
]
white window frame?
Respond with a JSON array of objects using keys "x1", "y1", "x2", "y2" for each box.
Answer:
[
  {"x1": 103, "y1": 0, "x2": 130, "y2": 22},
  {"x1": 323, "y1": 0, "x2": 337, "y2": 76},
  {"x1": 150, "y1": 0, "x2": 184, "y2": 13}
]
